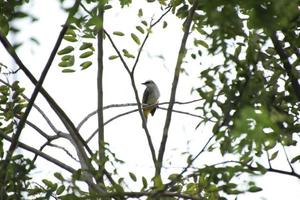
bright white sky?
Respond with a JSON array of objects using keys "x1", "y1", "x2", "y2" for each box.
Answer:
[{"x1": 1, "y1": 0, "x2": 300, "y2": 199}]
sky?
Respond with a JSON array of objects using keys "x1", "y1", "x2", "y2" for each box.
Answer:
[{"x1": 1, "y1": 0, "x2": 300, "y2": 199}]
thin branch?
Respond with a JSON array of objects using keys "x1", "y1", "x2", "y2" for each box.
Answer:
[
  {"x1": 86, "y1": 108, "x2": 138, "y2": 143},
  {"x1": 158, "y1": 106, "x2": 204, "y2": 119},
  {"x1": 265, "y1": 149, "x2": 272, "y2": 169},
  {"x1": 78, "y1": 99, "x2": 201, "y2": 130},
  {"x1": 48, "y1": 143, "x2": 79, "y2": 162},
  {"x1": 0, "y1": 79, "x2": 66, "y2": 136},
  {"x1": 0, "y1": 131, "x2": 75, "y2": 173},
  {"x1": 156, "y1": 0, "x2": 199, "y2": 176},
  {"x1": 281, "y1": 144, "x2": 294, "y2": 173},
  {"x1": 131, "y1": 6, "x2": 171, "y2": 74}
]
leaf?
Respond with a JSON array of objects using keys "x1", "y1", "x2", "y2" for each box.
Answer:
[
  {"x1": 194, "y1": 39, "x2": 209, "y2": 48},
  {"x1": 58, "y1": 61, "x2": 71, "y2": 68},
  {"x1": 80, "y1": 61, "x2": 92, "y2": 69},
  {"x1": 131, "y1": 33, "x2": 141, "y2": 45},
  {"x1": 163, "y1": 21, "x2": 168, "y2": 28},
  {"x1": 138, "y1": 8, "x2": 143, "y2": 17},
  {"x1": 65, "y1": 28, "x2": 76, "y2": 37},
  {"x1": 248, "y1": 186, "x2": 262, "y2": 193},
  {"x1": 62, "y1": 69, "x2": 75, "y2": 73},
  {"x1": 142, "y1": 177, "x2": 147, "y2": 189},
  {"x1": 79, "y1": 42, "x2": 93, "y2": 50},
  {"x1": 129, "y1": 172, "x2": 137, "y2": 182},
  {"x1": 54, "y1": 172, "x2": 64, "y2": 181},
  {"x1": 80, "y1": 51, "x2": 93, "y2": 58},
  {"x1": 136, "y1": 26, "x2": 144, "y2": 34},
  {"x1": 269, "y1": 151, "x2": 278, "y2": 161},
  {"x1": 56, "y1": 185, "x2": 65, "y2": 195},
  {"x1": 109, "y1": 55, "x2": 119, "y2": 60},
  {"x1": 234, "y1": 45, "x2": 242, "y2": 57},
  {"x1": 122, "y1": 49, "x2": 135, "y2": 58},
  {"x1": 113, "y1": 31, "x2": 125, "y2": 36},
  {"x1": 141, "y1": 20, "x2": 148, "y2": 26},
  {"x1": 57, "y1": 46, "x2": 74, "y2": 55},
  {"x1": 120, "y1": 0, "x2": 132, "y2": 7},
  {"x1": 291, "y1": 155, "x2": 300, "y2": 163},
  {"x1": 63, "y1": 35, "x2": 77, "y2": 42}
]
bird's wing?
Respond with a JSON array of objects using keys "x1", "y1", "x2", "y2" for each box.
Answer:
[{"x1": 142, "y1": 87, "x2": 150, "y2": 104}]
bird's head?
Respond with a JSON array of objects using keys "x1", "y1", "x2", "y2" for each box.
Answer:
[{"x1": 142, "y1": 80, "x2": 155, "y2": 86}]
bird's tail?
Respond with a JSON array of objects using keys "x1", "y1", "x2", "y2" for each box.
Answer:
[{"x1": 143, "y1": 108, "x2": 151, "y2": 123}]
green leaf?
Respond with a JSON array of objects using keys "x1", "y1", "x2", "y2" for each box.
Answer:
[
  {"x1": 63, "y1": 35, "x2": 77, "y2": 42},
  {"x1": 248, "y1": 186, "x2": 262, "y2": 193},
  {"x1": 129, "y1": 172, "x2": 137, "y2": 182},
  {"x1": 113, "y1": 31, "x2": 125, "y2": 36},
  {"x1": 131, "y1": 33, "x2": 141, "y2": 45},
  {"x1": 269, "y1": 151, "x2": 278, "y2": 161},
  {"x1": 80, "y1": 61, "x2": 92, "y2": 69},
  {"x1": 122, "y1": 49, "x2": 135, "y2": 59},
  {"x1": 291, "y1": 155, "x2": 300, "y2": 163},
  {"x1": 80, "y1": 51, "x2": 93, "y2": 58},
  {"x1": 163, "y1": 21, "x2": 167, "y2": 28},
  {"x1": 109, "y1": 55, "x2": 119, "y2": 60},
  {"x1": 141, "y1": 20, "x2": 148, "y2": 26},
  {"x1": 136, "y1": 26, "x2": 144, "y2": 34},
  {"x1": 120, "y1": 0, "x2": 132, "y2": 7},
  {"x1": 65, "y1": 28, "x2": 76, "y2": 37},
  {"x1": 138, "y1": 8, "x2": 143, "y2": 17},
  {"x1": 56, "y1": 185, "x2": 65, "y2": 195},
  {"x1": 54, "y1": 172, "x2": 64, "y2": 181},
  {"x1": 142, "y1": 176, "x2": 147, "y2": 189},
  {"x1": 194, "y1": 39, "x2": 209, "y2": 48},
  {"x1": 79, "y1": 42, "x2": 93, "y2": 50},
  {"x1": 58, "y1": 61, "x2": 71, "y2": 68},
  {"x1": 62, "y1": 69, "x2": 75, "y2": 73},
  {"x1": 58, "y1": 46, "x2": 74, "y2": 55}
]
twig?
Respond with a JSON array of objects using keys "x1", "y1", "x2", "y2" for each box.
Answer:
[
  {"x1": 281, "y1": 144, "x2": 294, "y2": 172},
  {"x1": 86, "y1": 108, "x2": 138, "y2": 143},
  {"x1": 79, "y1": 99, "x2": 202, "y2": 134},
  {"x1": 48, "y1": 143, "x2": 79, "y2": 162}
]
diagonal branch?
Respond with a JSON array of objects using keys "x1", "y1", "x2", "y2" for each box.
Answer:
[
  {"x1": 270, "y1": 32, "x2": 300, "y2": 100},
  {"x1": 156, "y1": 0, "x2": 199, "y2": 176},
  {"x1": 1, "y1": 0, "x2": 80, "y2": 186}
]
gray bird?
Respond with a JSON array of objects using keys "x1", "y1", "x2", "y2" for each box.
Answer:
[{"x1": 142, "y1": 80, "x2": 160, "y2": 122}]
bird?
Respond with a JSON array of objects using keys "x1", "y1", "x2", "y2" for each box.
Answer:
[{"x1": 142, "y1": 80, "x2": 160, "y2": 122}]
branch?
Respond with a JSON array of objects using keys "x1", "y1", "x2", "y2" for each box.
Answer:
[
  {"x1": 78, "y1": 99, "x2": 201, "y2": 130},
  {"x1": 156, "y1": 0, "x2": 199, "y2": 176},
  {"x1": 0, "y1": 0, "x2": 96, "y2": 176},
  {"x1": 270, "y1": 32, "x2": 300, "y2": 100},
  {"x1": 131, "y1": 7, "x2": 171, "y2": 74},
  {"x1": 0, "y1": 131, "x2": 75, "y2": 173},
  {"x1": 2, "y1": 12, "x2": 73, "y2": 185},
  {"x1": 96, "y1": 1, "x2": 106, "y2": 185},
  {"x1": 86, "y1": 108, "x2": 137, "y2": 143}
]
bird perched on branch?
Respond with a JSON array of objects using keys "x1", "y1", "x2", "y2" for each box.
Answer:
[{"x1": 142, "y1": 80, "x2": 160, "y2": 122}]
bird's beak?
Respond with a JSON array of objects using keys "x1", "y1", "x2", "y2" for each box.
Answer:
[{"x1": 141, "y1": 82, "x2": 146, "y2": 85}]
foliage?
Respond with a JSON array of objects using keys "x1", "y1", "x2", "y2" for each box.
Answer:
[{"x1": 0, "y1": 0, "x2": 299, "y2": 199}]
